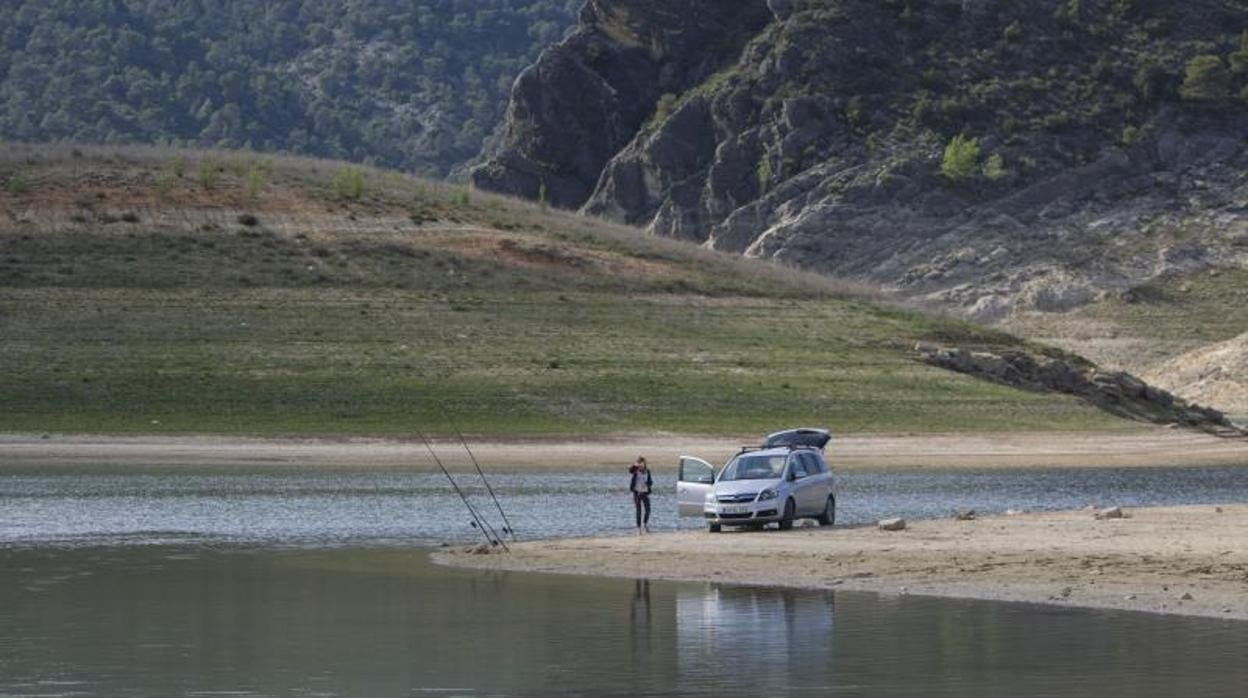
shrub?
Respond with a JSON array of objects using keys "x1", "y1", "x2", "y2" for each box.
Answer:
[
  {"x1": 940, "y1": 134, "x2": 980, "y2": 182},
  {"x1": 154, "y1": 171, "x2": 176, "y2": 200},
  {"x1": 757, "y1": 154, "x2": 773, "y2": 189},
  {"x1": 982, "y1": 153, "x2": 1007, "y2": 181},
  {"x1": 198, "y1": 160, "x2": 219, "y2": 190},
  {"x1": 1002, "y1": 20, "x2": 1022, "y2": 43},
  {"x1": 1179, "y1": 55, "x2": 1231, "y2": 101},
  {"x1": 1119, "y1": 125, "x2": 1140, "y2": 147},
  {"x1": 245, "y1": 164, "x2": 266, "y2": 200},
  {"x1": 6, "y1": 172, "x2": 30, "y2": 194},
  {"x1": 1231, "y1": 30, "x2": 1248, "y2": 75},
  {"x1": 172, "y1": 156, "x2": 187, "y2": 178},
  {"x1": 333, "y1": 166, "x2": 366, "y2": 200},
  {"x1": 651, "y1": 93, "x2": 678, "y2": 124},
  {"x1": 844, "y1": 95, "x2": 866, "y2": 128},
  {"x1": 1055, "y1": 0, "x2": 1082, "y2": 24}
]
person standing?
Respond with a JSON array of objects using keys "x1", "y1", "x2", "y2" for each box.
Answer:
[{"x1": 629, "y1": 457, "x2": 653, "y2": 534}]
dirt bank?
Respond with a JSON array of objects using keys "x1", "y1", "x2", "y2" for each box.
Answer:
[
  {"x1": 436, "y1": 504, "x2": 1248, "y2": 621},
  {"x1": 1, "y1": 427, "x2": 1245, "y2": 470}
]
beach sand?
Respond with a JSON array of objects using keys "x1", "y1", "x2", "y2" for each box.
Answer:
[
  {"x1": 2, "y1": 426, "x2": 1245, "y2": 470},
  {"x1": 436, "y1": 504, "x2": 1248, "y2": 621}
]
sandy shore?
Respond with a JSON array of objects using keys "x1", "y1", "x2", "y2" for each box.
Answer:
[
  {"x1": 1, "y1": 427, "x2": 1245, "y2": 469},
  {"x1": 436, "y1": 504, "x2": 1248, "y2": 621}
]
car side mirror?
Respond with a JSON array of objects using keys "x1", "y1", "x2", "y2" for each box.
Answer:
[{"x1": 786, "y1": 471, "x2": 796, "y2": 482}]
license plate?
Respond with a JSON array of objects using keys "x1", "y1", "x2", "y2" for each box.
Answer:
[{"x1": 721, "y1": 505, "x2": 748, "y2": 514}]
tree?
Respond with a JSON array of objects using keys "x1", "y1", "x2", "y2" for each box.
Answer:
[{"x1": 940, "y1": 134, "x2": 980, "y2": 182}]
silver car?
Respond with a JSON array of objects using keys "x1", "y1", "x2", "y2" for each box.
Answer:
[{"x1": 677, "y1": 428, "x2": 837, "y2": 532}]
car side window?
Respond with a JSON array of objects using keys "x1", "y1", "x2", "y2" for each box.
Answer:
[
  {"x1": 790, "y1": 456, "x2": 808, "y2": 479},
  {"x1": 806, "y1": 453, "x2": 826, "y2": 474}
]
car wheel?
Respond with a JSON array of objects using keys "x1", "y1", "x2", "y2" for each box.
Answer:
[
  {"x1": 778, "y1": 498, "x2": 795, "y2": 531},
  {"x1": 708, "y1": 523, "x2": 722, "y2": 533},
  {"x1": 817, "y1": 495, "x2": 836, "y2": 526}
]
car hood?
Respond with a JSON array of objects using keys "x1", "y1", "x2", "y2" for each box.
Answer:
[{"x1": 713, "y1": 478, "x2": 781, "y2": 496}]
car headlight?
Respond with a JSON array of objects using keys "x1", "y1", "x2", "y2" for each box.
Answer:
[
  {"x1": 758, "y1": 489, "x2": 777, "y2": 501},
  {"x1": 705, "y1": 492, "x2": 716, "y2": 502}
]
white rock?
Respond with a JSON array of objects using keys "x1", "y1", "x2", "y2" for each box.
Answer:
[
  {"x1": 878, "y1": 517, "x2": 907, "y2": 531},
  {"x1": 1094, "y1": 506, "x2": 1125, "y2": 520}
]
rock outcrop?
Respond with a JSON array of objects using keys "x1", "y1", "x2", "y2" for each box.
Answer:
[
  {"x1": 1145, "y1": 331, "x2": 1248, "y2": 416},
  {"x1": 479, "y1": 0, "x2": 1248, "y2": 317},
  {"x1": 917, "y1": 343, "x2": 1244, "y2": 436},
  {"x1": 471, "y1": 0, "x2": 772, "y2": 209}
]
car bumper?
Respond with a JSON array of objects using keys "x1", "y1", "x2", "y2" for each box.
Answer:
[{"x1": 703, "y1": 503, "x2": 781, "y2": 525}]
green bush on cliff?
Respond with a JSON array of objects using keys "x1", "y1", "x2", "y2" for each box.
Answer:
[
  {"x1": 982, "y1": 153, "x2": 1007, "y2": 182},
  {"x1": 940, "y1": 135, "x2": 980, "y2": 182},
  {"x1": 1180, "y1": 55, "x2": 1232, "y2": 101}
]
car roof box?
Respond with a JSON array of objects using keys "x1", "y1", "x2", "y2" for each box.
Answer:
[{"x1": 763, "y1": 427, "x2": 831, "y2": 450}]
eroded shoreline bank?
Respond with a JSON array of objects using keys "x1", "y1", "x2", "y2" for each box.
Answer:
[{"x1": 435, "y1": 504, "x2": 1248, "y2": 622}]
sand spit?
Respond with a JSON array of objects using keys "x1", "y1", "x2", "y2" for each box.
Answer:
[{"x1": 437, "y1": 505, "x2": 1248, "y2": 622}]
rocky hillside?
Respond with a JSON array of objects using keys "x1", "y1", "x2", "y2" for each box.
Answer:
[
  {"x1": 474, "y1": 0, "x2": 1248, "y2": 412},
  {"x1": 471, "y1": 0, "x2": 774, "y2": 207},
  {"x1": 478, "y1": 0, "x2": 1247, "y2": 308}
]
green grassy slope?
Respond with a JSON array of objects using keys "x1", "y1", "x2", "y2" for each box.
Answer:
[{"x1": 0, "y1": 145, "x2": 1124, "y2": 435}]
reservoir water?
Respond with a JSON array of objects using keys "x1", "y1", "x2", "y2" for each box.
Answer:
[
  {"x1": 4, "y1": 464, "x2": 1248, "y2": 546},
  {"x1": 2, "y1": 464, "x2": 1247, "y2": 695}
]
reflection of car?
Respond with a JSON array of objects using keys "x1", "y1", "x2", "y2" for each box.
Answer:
[{"x1": 677, "y1": 428, "x2": 836, "y2": 533}]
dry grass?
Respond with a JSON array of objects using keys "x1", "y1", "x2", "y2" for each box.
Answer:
[{"x1": 0, "y1": 143, "x2": 1119, "y2": 436}]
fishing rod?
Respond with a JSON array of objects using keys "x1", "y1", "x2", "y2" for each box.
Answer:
[
  {"x1": 453, "y1": 429, "x2": 517, "y2": 542},
  {"x1": 418, "y1": 433, "x2": 509, "y2": 551}
]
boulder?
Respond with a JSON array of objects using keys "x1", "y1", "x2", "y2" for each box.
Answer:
[
  {"x1": 878, "y1": 517, "x2": 907, "y2": 531},
  {"x1": 1094, "y1": 506, "x2": 1125, "y2": 520}
]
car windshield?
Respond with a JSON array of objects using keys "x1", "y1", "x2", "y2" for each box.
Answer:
[{"x1": 718, "y1": 454, "x2": 786, "y2": 481}]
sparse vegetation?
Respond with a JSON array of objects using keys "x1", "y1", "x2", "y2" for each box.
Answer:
[
  {"x1": 245, "y1": 163, "x2": 268, "y2": 200},
  {"x1": 1119, "y1": 124, "x2": 1140, "y2": 147},
  {"x1": 651, "y1": 93, "x2": 679, "y2": 124},
  {"x1": 333, "y1": 166, "x2": 366, "y2": 200},
  {"x1": 1179, "y1": 55, "x2": 1231, "y2": 101},
  {"x1": 982, "y1": 153, "x2": 1007, "y2": 181},
  {"x1": 5, "y1": 172, "x2": 30, "y2": 194},
  {"x1": 0, "y1": 146, "x2": 1123, "y2": 436},
  {"x1": 198, "y1": 160, "x2": 220, "y2": 190}
]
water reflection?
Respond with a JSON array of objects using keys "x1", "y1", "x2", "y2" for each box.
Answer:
[
  {"x1": 2, "y1": 546, "x2": 1245, "y2": 696},
  {"x1": 677, "y1": 585, "x2": 836, "y2": 691}
]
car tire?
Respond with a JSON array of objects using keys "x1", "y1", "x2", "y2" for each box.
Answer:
[
  {"x1": 778, "y1": 498, "x2": 795, "y2": 531},
  {"x1": 817, "y1": 495, "x2": 836, "y2": 526},
  {"x1": 708, "y1": 523, "x2": 722, "y2": 533}
]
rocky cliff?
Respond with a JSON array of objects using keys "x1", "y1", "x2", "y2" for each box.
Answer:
[
  {"x1": 478, "y1": 0, "x2": 1248, "y2": 319},
  {"x1": 470, "y1": 0, "x2": 773, "y2": 208}
]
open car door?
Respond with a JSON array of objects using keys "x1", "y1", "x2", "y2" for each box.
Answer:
[{"x1": 677, "y1": 456, "x2": 715, "y2": 517}]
